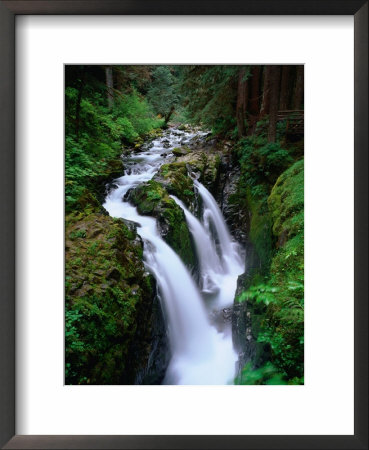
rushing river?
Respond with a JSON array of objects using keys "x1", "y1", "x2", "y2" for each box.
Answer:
[{"x1": 103, "y1": 128, "x2": 244, "y2": 385}]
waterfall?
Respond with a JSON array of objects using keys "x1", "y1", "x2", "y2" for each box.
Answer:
[
  {"x1": 170, "y1": 195, "x2": 222, "y2": 295},
  {"x1": 172, "y1": 188, "x2": 244, "y2": 309},
  {"x1": 103, "y1": 129, "x2": 241, "y2": 384},
  {"x1": 194, "y1": 180, "x2": 244, "y2": 275}
]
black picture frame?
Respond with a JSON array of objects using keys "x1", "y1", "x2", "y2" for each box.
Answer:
[{"x1": 0, "y1": 1, "x2": 367, "y2": 449}]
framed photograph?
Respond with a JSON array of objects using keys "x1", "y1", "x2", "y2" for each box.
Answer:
[{"x1": 1, "y1": 1, "x2": 367, "y2": 449}]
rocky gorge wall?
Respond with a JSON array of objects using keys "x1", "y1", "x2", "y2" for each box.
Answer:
[
  {"x1": 189, "y1": 137, "x2": 304, "y2": 382},
  {"x1": 65, "y1": 211, "x2": 170, "y2": 385}
]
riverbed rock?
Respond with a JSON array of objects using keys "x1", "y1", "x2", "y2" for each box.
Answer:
[
  {"x1": 154, "y1": 162, "x2": 195, "y2": 208},
  {"x1": 172, "y1": 146, "x2": 190, "y2": 157},
  {"x1": 175, "y1": 151, "x2": 221, "y2": 193}
]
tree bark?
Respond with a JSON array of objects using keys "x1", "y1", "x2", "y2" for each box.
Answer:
[
  {"x1": 293, "y1": 65, "x2": 304, "y2": 110},
  {"x1": 260, "y1": 66, "x2": 272, "y2": 118},
  {"x1": 268, "y1": 65, "x2": 281, "y2": 143},
  {"x1": 236, "y1": 68, "x2": 248, "y2": 137},
  {"x1": 105, "y1": 66, "x2": 114, "y2": 110},
  {"x1": 247, "y1": 65, "x2": 261, "y2": 135},
  {"x1": 164, "y1": 105, "x2": 175, "y2": 124},
  {"x1": 75, "y1": 66, "x2": 85, "y2": 140},
  {"x1": 279, "y1": 65, "x2": 290, "y2": 110}
]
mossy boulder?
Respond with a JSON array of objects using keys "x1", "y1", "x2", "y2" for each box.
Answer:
[
  {"x1": 65, "y1": 212, "x2": 167, "y2": 385},
  {"x1": 154, "y1": 148, "x2": 222, "y2": 203},
  {"x1": 154, "y1": 162, "x2": 195, "y2": 206},
  {"x1": 67, "y1": 157, "x2": 124, "y2": 215},
  {"x1": 266, "y1": 159, "x2": 304, "y2": 379},
  {"x1": 268, "y1": 158, "x2": 304, "y2": 245},
  {"x1": 175, "y1": 151, "x2": 221, "y2": 190},
  {"x1": 128, "y1": 180, "x2": 196, "y2": 268},
  {"x1": 172, "y1": 146, "x2": 190, "y2": 157}
]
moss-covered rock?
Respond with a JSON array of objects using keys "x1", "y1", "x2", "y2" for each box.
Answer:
[
  {"x1": 155, "y1": 148, "x2": 222, "y2": 196},
  {"x1": 175, "y1": 151, "x2": 221, "y2": 190},
  {"x1": 154, "y1": 162, "x2": 195, "y2": 206},
  {"x1": 172, "y1": 146, "x2": 190, "y2": 157},
  {"x1": 233, "y1": 159, "x2": 304, "y2": 383},
  {"x1": 268, "y1": 159, "x2": 304, "y2": 244},
  {"x1": 128, "y1": 180, "x2": 196, "y2": 268},
  {"x1": 264, "y1": 160, "x2": 304, "y2": 379},
  {"x1": 65, "y1": 212, "x2": 168, "y2": 385}
]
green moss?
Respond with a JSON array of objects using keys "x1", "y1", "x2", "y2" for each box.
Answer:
[
  {"x1": 172, "y1": 146, "x2": 190, "y2": 156},
  {"x1": 268, "y1": 159, "x2": 304, "y2": 241},
  {"x1": 162, "y1": 149, "x2": 222, "y2": 191},
  {"x1": 236, "y1": 159, "x2": 304, "y2": 383},
  {"x1": 247, "y1": 189, "x2": 273, "y2": 275},
  {"x1": 65, "y1": 212, "x2": 155, "y2": 384},
  {"x1": 156, "y1": 163, "x2": 195, "y2": 204},
  {"x1": 129, "y1": 180, "x2": 196, "y2": 268}
]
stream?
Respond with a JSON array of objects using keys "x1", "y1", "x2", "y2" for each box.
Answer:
[{"x1": 103, "y1": 128, "x2": 244, "y2": 385}]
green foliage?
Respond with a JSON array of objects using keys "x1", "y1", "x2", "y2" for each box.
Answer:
[
  {"x1": 65, "y1": 76, "x2": 163, "y2": 213},
  {"x1": 111, "y1": 89, "x2": 164, "y2": 139},
  {"x1": 236, "y1": 137, "x2": 293, "y2": 191},
  {"x1": 238, "y1": 284, "x2": 279, "y2": 306},
  {"x1": 69, "y1": 229, "x2": 86, "y2": 240},
  {"x1": 180, "y1": 65, "x2": 241, "y2": 134},
  {"x1": 235, "y1": 362, "x2": 288, "y2": 385},
  {"x1": 147, "y1": 66, "x2": 179, "y2": 120},
  {"x1": 237, "y1": 159, "x2": 304, "y2": 382},
  {"x1": 227, "y1": 137, "x2": 295, "y2": 277}
]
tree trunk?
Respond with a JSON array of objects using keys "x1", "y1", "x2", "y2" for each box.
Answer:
[
  {"x1": 105, "y1": 66, "x2": 114, "y2": 109},
  {"x1": 260, "y1": 66, "x2": 272, "y2": 118},
  {"x1": 164, "y1": 105, "x2": 175, "y2": 124},
  {"x1": 247, "y1": 65, "x2": 261, "y2": 135},
  {"x1": 293, "y1": 65, "x2": 304, "y2": 110},
  {"x1": 75, "y1": 66, "x2": 85, "y2": 140},
  {"x1": 236, "y1": 68, "x2": 248, "y2": 137},
  {"x1": 279, "y1": 65, "x2": 290, "y2": 110},
  {"x1": 268, "y1": 65, "x2": 281, "y2": 143}
]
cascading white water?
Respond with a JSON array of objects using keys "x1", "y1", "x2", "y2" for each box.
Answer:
[
  {"x1": 194, "y1": 180, "x2": 244, "y2": 275},
  {"x1": 170, "y1": 195, "x2": 222, "y2": 294},
  {"x1": 172, "y1": 190, "x2": 244, "y2": 309},
  {"x1": 103, "y1": 129, "x2": 241, "y2": 384}
]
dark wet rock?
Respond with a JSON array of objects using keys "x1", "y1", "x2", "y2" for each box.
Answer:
[
  {"x1": 222, "y1": 307, "x2": 233, "y2": 321},
  {"x1": 209, "y1": 307, "x2": 234, "y2": 333},
  {"x1": 121, "y1": 218, "x2": 140, "y2": 233},
  {"x1": 217, "y1": 162, "x2": 247, "y2": 244},
  {"x1": 106, "y1": 267, "x2": 121, "y2": 281},
  {"x1": 232, "y1": 294, "x2": 271, "y2": 379},
  {"x1": 134, "y1": 294, "x2": 170, "y2": 385}
]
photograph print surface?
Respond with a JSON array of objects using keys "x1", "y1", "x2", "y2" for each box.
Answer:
[{"x1": 65, "y1": 65, "x2": 304, "y2": 385}]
